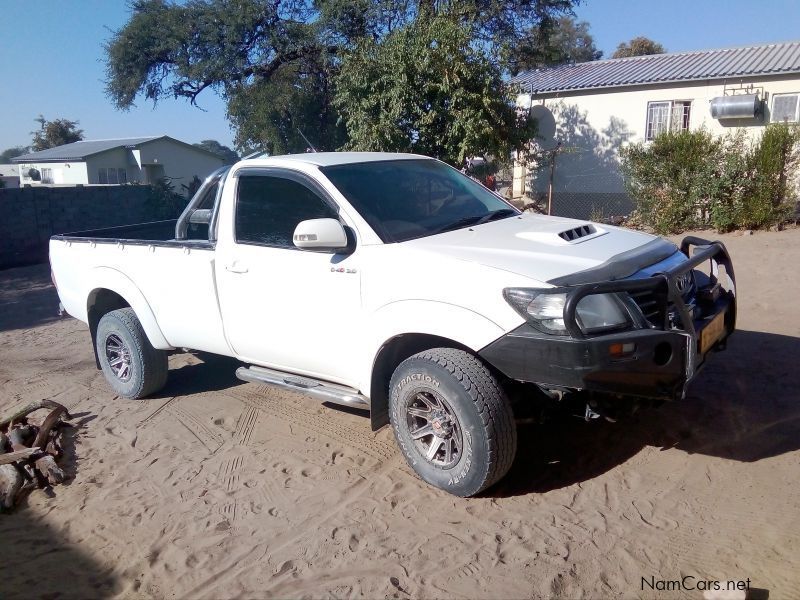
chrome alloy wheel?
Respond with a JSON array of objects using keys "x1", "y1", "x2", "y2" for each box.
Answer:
[
  {"x1": 105, "y1": 334, "x2": 133, "y2": 382},
  {"x1": 405, "y1": 390, "x2": 462, "y2": 468}
]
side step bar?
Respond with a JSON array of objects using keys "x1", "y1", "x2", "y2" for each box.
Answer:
[{"x1": 236, "y1": 365, "x2": 370, "y2": 409}]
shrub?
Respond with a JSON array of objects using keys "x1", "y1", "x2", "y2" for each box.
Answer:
[
  {"x1": 741, "y1": 123, "x2": 800, "y2": 229},
  {"x1": 621, "y1": 124, "x2": 800, "y2": 233},
  {"x1": 620, "y1": 129, "x2": 720, "y2": 233},
  {"x1": 144, "y1": 178, "x2": 187, "y2": 220}
]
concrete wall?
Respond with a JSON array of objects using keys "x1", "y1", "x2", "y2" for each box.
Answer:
[
  {"x1": 0, "y1": 186, "x2": 186, "y2": 269},
  {"x1": 518, "y1": 73, "x2": 800, "y2": 218}
]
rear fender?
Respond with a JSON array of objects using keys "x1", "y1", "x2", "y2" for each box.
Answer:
[{"x1": 87, "y1": 267, "x2": 172, "y2": 350}]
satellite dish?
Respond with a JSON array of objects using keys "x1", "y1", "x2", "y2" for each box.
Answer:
[{"x1": 530, "y1": 104, "x2": 558, "y2": 150}]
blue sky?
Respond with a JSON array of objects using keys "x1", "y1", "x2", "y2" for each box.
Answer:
[{"x1": 2, "y1": 0, "x2": 800, "y2": 152}]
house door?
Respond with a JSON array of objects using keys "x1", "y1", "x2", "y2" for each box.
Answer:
[{"x1": 145, "y1": 164, "x2": 165, "y2": 184}]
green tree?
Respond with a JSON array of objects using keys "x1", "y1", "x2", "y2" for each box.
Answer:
[
  {"x1": 334, "y1": 17, "x2": 536, "y2": 165},
  {"x1": 104, "y1": 0, "x2": 578, "y2": 154},
  {"x1": 612, "y1": 36, "x2": 665, "y2": 59},
  {"x1": 30, "y1": 116, "x2": 84, "y2": 151},
  {"x1": 508, "y1": 16, "x2": 602, "y2": 75},
  {"x1": 0, "y1": 146, "x2": 29, "y2": 164},
  {"x1": 226, "y1": 54, "x2": 347, "y2": 155},
  {"x1": 193, "y1": 139, "x2": 239, "y2": 164}
]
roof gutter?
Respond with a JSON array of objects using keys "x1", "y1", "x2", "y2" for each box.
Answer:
[{"x1": 511, "y1": 69, "x2": 800, "y2": 96}]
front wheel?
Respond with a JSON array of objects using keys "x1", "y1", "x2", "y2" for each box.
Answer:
[
  {"x1": 389, "y1": 348, "x2": 517, "y2": 497},
  {"x1": 96, "y1": 308, "x2": 168, "y2": 399}
]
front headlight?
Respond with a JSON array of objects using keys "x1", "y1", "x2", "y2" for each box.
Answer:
[{"x1": 503, "y1": 288, "x2": 630, "y2": 335}]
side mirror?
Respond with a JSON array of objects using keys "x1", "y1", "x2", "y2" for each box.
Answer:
[{"x1": 293, "y1": 218, "x2": 348, "y2": 251}]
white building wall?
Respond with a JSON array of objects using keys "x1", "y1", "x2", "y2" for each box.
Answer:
[
  {"x1": 137, "y1": 139, "x2": 223, "y2": 188},
  {"x1": 522, "y1": 73, "x2": 800, "y2": 206},
  {"x1": 15, "y1": 140, "x2": 223, "y2": 188},
  {"x1": 85, "y1": 148, "x2": 143, "y2": 184},
  {"x1": 17, "y1": 161, "x2": 89, "y2": 185},
  {"x1": 0, "y1": 165, "x2": 20, "y2": 188}
]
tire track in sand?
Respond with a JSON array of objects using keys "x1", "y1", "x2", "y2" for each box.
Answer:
[{"x1": 218, "y1": 406, "x2": 261, "y2": 521}]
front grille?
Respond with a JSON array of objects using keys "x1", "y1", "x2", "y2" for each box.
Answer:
[{"x1": 629, "y1": 289, "x2": 666, "y2": 328}]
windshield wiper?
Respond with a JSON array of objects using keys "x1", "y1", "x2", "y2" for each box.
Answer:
[
  {"x1": 473, "y1": 208, "x2": 518, "y2": 225},
  {"x1": 434, "y1": 209, "x2": 518, "y2": 234}
]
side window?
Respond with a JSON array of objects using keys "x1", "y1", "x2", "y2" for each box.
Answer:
[{"x1": 236, "y1": 175, "x2": 338, "y2": 248}]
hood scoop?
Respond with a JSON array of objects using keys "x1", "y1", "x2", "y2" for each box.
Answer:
[
  {"x1": 559, "y1": 224, "x2": 596, "y2": 242},
  {"x1": 515, "y1": 223, "x2": 605, "y2": 246}
]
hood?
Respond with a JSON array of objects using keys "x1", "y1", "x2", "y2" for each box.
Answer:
[{"x1": 404, "y1": 212, "x2": 675, "y2": 285}]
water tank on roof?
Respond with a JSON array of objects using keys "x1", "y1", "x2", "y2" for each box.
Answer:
[{"x1": 710, "y1": 94, "x2": 762, "y2": 120}]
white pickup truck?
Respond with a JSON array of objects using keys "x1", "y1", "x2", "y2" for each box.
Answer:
[{"x1": 50, "y1": 152, "x2": 736, "y2": 496}]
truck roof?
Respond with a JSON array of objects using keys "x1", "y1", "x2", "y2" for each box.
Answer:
[{"x1": 238, "y1": 152, "x2": 431, "y2": 168}]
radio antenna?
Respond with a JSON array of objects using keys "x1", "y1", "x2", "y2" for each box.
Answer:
[{"x1": 297, "y1": 129, "x2": 318, "y2": 153}]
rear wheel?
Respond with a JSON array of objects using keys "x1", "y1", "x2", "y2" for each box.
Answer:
[
  {"x1": 96, "y1": 308, "x2": 168, "y2": 398},
  {"x1": 389, "y1": 348, "x2": 517, "y2": 497}
]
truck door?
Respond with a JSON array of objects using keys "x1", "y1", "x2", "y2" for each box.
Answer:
[{"x1": 215, "y1": 170, "x2": 362, "y2": 385}]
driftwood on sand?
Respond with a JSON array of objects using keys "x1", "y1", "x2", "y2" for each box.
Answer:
[{"x1": 0, "y1": 400, "x2": 72, "y2": 509}]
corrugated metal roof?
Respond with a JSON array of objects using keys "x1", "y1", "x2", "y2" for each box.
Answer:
[
  {"x1": 12, "y1": 136, "x2": 163, "y2": 162},
  {"x1": 511, "y1": 41, "x2": 800, "y2": 94}
]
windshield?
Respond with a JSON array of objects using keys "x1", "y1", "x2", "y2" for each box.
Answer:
[{"x1": 321, "y1": 159, "x2": 519, "y2": 242}]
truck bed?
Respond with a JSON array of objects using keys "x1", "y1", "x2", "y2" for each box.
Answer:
[
  {"x1": 49, "y1": 217, "x2": 227, "y2": 355},
  {"x1": 52, "y1": 219, "x2": 211, "y2": 248}
]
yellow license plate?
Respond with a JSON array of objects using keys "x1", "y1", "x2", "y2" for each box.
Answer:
[{"x1": 700, "y1": 311, "x2": 726, "y2": 354}]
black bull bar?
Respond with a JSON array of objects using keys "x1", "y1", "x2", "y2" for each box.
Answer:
[{"x1": 561, "y1": 236, "x2": 737, "y2": 382}]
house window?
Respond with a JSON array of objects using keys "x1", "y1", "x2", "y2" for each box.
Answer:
[
  {"x1": 98, "y1": 168, "x2": 127, "y2": 184},
  {"x1": 646, "y1": 100, "x2": 692, "y2": 140},
  {"x1": 41, "y1": 168, "x2": 53, "y2": 184},
  {"x1": 771, "y1": 94, "x2": 799, "y2": 122}
]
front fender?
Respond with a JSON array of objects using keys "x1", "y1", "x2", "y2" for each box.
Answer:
[
  {"x1": 87, "y1": 267, "x2": 172, "y2": 350},
  {"x1": 357, "y1": 299, "x2": 509, "y2": 394}
]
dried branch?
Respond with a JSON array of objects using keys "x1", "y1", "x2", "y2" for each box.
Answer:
[
  {"x1": 32, "y1": 405, "x2": 70, "y2": 449},
  {"x1": 0, "y1": 448, "x2": 43, "y2": 466},
  {"x1": 0, "y1": 399, "x2": 69, "y2": 430}
]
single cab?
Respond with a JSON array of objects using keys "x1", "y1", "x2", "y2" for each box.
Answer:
[{"x1": 49, "y1": 153, "x2": 736, "y2": 496}]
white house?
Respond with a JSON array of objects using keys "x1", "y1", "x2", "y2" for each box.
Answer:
[
  {"x1": 509, "y1": 41, "x2": 800, "y2": 218},
  {"x1": 12, "y1": 135, "x2": 224, "y2": 188},
  {"x1": 0, "y1": 164, "x2": 20, "y2": 188}
]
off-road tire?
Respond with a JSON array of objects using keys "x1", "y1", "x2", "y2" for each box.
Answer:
[
  {"x1": 96, "y1": 308, "x2": 168, "y2": 399},
  {"x1": 389, "y1": 348, "x2": 517, "y2": 496}
]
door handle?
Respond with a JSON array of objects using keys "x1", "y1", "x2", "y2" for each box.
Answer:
[{"x1": 225, "y1": 263, "x2": 248, "y2": 274}]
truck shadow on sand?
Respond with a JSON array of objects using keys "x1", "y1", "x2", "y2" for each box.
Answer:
[
  {"x1": 0, "y1": 265, "x2": 62, "y2": 333},
  {"x1": 153, "y1": 352, "x2": 245, "y2": 398},
  {"x1": 493, "y1": 329, "x2": 800, "y2": 497},
  {"x1": 140, "y1": 330, "x2": 799, "y2": 499}
]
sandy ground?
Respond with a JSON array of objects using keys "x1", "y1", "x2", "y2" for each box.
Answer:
[{"x1": 0, "y1": 229, "x2": 799, "y2": 600}]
